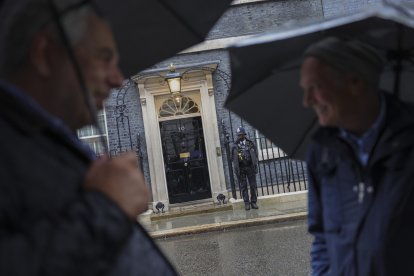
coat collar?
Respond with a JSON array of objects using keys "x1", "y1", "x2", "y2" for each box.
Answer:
[
  {"x1": 0, "y1": 83, "x2": 95, "y2": 162},
  {"x1": 0, "y1": 82, "x2": 50, "y2": 134},
  {"x1": 311, "y1": 92, "x2": 414, "y2": 166}
]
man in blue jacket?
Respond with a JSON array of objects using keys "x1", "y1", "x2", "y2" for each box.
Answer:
[{"x1": 300, "y1": 37, "x2": 414, "y2": 275}]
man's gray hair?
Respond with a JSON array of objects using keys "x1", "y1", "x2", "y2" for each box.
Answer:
[
  {"x1": 0, "y1": 0, "x2": 95, "y2": 76},
  {"x1": 304, "y1": 37, "x2": 385, "y2": 90}
]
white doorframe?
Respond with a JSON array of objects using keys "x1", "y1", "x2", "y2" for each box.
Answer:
[{"x1": 133, "y1": 62, "x2": 226, "y2": 211}]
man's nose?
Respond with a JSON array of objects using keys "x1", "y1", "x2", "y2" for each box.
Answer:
[{"x1": 108, "y1": 65, "x2": 124, "y2": 88}]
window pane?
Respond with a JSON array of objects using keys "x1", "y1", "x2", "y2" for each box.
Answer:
[
  {"x1": 77, "y1": 110, "x2": 108, "y2": 156},
  {"x1": 255, "y1": 130, "x2": 286, "y2": 160},
  {"x1": 159, "y1": 97, "x2": 200, "y2": 118}
]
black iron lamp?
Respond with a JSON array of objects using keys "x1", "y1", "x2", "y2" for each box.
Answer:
[{"x1": 165, "y1": 63, "x2": 182, "y2": 103}]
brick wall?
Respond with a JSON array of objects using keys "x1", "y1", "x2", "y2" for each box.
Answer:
[{"x1": 207, "y1": 0, "x2": 322, "y2": 39}]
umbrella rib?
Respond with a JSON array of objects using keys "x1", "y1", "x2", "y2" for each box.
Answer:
[
  {"x1": 382, "y1": 0, "x2": 412, "y2": 17},
  {"x1": 47, "y1": 0, "x2": 108, "y2": 154},
  {"x1": 291, "y1": 117, "x2": 318, "y2": 159},
  {"x1": 58, "y1": 0, "x2": 90, "y2": 17},
  {"x1": 226, "y1": 63, "x2": 300, "y2": 105}
]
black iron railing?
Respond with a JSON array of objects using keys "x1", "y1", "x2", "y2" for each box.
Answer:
[
  {"x1": 222, "y1": 125, "x2": 308, "y2": 199},
  {"x1": 254, "y1": 133, "x2": 308, "y2": 195}
]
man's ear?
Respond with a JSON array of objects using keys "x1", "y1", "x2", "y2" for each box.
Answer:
[
  {"x1": 29, "y1": 31, "x2": 54, "y2": 76},
  {"x1": 347, "y1": 73, "x2": 364, "y2": 96}
]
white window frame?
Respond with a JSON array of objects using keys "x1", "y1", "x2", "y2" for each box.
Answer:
[
  {"x1": 255, "y1": 130, "x2": 287, "y2": 161},
  {"x1": 77, "y1": 108, "x2": 109, "y2": 156}
]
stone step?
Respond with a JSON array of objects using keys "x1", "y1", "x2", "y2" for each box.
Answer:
[{"x1": 150, "y1": 201, "x2": 232, "y2": 221}]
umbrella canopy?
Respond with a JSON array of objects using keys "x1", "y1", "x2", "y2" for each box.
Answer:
[
  {"x1": 97, "y1": 0, "x2": 232, "y2": 77},
  {"x1": 225, "y1": 2, "x2": 414, "y2": 160},
  {"x1": 0, "y1": 0, "x2": 232, "y2": 77}
]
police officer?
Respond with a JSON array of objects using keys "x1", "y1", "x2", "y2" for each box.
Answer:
[{"x1": 232, "y1": 127, "x2": 259, "y2": 210}]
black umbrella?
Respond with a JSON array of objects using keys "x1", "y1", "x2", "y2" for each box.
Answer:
[
  {"x1": 225, "y1": 2, "x2": 414, "y2": 160},
  {"x1": 1, "y1": 0, "x2": 231, "y2": 153},
  {"x1": 97, "y1": 0, "x2": 232, "y2": 77},
  {"x1": 0, "y1": 0, "x2": 232, "y2": 77}
]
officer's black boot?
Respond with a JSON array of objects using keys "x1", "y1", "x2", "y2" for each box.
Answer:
[
  {"x1": 251, "y1": 202, "x2": 259, "y2": 209},
  {"x1": 245, "y1": 202, "x2": 251, "y2": 211}
]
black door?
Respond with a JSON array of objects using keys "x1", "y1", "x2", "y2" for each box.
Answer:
[{"x1": 160, "y1": 116, "x2": 212, "y2": 204}]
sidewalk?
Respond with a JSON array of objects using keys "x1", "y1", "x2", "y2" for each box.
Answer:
[{"x1": 139, "y1": 191, "x2": 308, "y2": 239}]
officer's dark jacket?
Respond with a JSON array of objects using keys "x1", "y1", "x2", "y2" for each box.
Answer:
[
  {"x1": 307, "y1": 93, "x2": 414, "y2": 276},
  {"x1": 0, "y1": 85, "x2": 176, "y2": 275},
  {"x1": 231, "y1": 138, "x2": 258, "y2": 174}
]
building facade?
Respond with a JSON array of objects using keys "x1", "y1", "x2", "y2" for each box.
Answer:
[{"x1": 80, "y1": 0, "x2": 412, "y2": 211}]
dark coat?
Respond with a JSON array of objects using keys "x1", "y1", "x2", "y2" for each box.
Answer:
[
  {"x1": 0, "y1": 85, "x2": 176, "y2": 275},
  {"x1": 307, "y1": 93, "x2": 414, "y2": 276},
  {"x1": 231, "y1": 138, "x2": 258, "y2": 175}
]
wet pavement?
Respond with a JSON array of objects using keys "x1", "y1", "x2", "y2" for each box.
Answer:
[
  {"x1": 157, "y1": 219, "x2": 312, "y2": 276},
  {"x1": 140, "y1": 198, "x2": 307, "y2": 239}
]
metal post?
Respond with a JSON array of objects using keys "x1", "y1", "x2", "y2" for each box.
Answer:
[
  {"x1": 136, "y1": 133, "x2": 144, "y2": 171},
  {"x1": 222, "y1": 120, "x2": 237, "y2": 199}
]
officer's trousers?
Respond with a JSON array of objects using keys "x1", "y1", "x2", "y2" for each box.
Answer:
[{"x1": 238, "y1": 166, "x2": 257, "y2": 203}]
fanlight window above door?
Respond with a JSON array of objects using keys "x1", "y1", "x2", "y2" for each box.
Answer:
[{"x1": 159, "y1": 97, "x2": 200, "y2": 118}]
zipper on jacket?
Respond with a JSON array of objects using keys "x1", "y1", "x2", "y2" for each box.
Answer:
[{"x1": 338, "y1": 138, "x2": 367, "y2": 205}]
